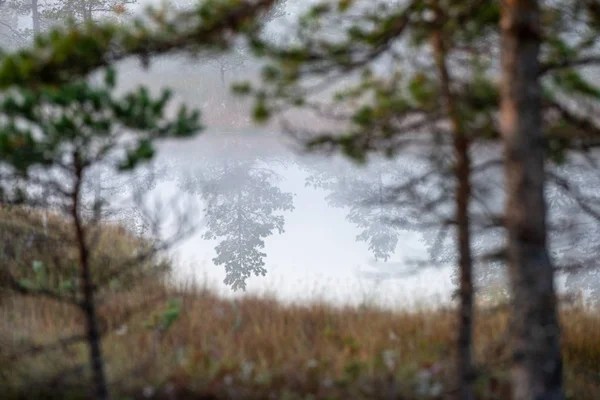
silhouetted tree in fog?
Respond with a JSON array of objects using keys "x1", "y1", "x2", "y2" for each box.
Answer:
[
  {"x1": 181, "y1": 135, "x2": 294, "y2": 291},
  {"x1": 305, "y1": 158, "x2": 414, "y2": 262}
]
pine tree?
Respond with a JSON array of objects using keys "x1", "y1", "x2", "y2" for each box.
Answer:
[{"x1": 0, "y1": 2, "x2": 280, "y2": 398}]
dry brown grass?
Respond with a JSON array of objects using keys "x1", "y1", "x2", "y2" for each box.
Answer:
[
  {"x1": 1, "y1": 280, "x2": 599, "y2": 400},
  {"x1": 0, "y1": 206, "x2": 169, "y2": 298},
  {"x1": 0, "y1": 208, "x2": 599, "y2": 399}
]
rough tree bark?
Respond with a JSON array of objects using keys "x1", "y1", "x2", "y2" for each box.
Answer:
[
  {"x1": 500, "y1": 1, "x2": 563, "y2": 399},
  {"x1": 431, "y1": 8, "x2": 475, "y2": 399},
  {"x1": 73, "y1": 152, "x2": 110, "y2": 400}
]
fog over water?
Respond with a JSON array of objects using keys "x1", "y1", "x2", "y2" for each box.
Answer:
[
  {"x1": 155, "y1": 136, "x2": 450, "y2": 307},
  {"x1": 96, "y1": 46, "x2": 600, "y2": 308},
  {"x1": 10, "y1": 0, "x2": 596, "y2": 308},
  {"x1": 97, "y1": 55, "x2": 458, "y2": 308},
  {"x1": 4, "y1": 0, "x2": 464, "y2": 307}
]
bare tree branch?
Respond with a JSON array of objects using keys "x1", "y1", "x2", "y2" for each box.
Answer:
[{"x1": 540, "y1": 55, "x2": 600, "y2": 75}]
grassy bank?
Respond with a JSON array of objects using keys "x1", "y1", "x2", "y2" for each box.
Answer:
[
  {"x1": 1, "y1": 281, "x2": 599, "y2": 400},
  {"x1": 0, "y1": 208, "x2": 599, "y2": 399}
]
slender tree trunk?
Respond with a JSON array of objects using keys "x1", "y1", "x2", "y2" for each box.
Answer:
[
  {"x1": 81, "y1": 0, "x2": 92, "y2": 22},
  {"x1": 431, "y1": 6, "x2": 474, "y2": 399},
  {"x1": 72, "y1": 153, "x2": 110, "y2": 400},
  {"x1": 31, "y1": 0, "x2": 40, "y2": 35},
  {"x1": 500, "y1": 1, "x2": 563, "y2": 399}
]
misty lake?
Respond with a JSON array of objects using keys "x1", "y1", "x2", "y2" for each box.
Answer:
[
  {"x1": 93, "y1": 47, "x2": 592, "y2": 309},
  {"x1": 0, "y1": 0, "x2": 594, "y2": 313},
  {"x1": 96, "y1": 56, "x2": 459, "y2": 308},
  {"x1": 154, "y1": 136, "x2": 453, "y2": 308}
]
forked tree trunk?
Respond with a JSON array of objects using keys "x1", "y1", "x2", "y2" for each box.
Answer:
[
  {"x1": 500, "y1": 1, "x2": 563, "y2": 399},
  {"x1": 431, "y1": 6, "x2": 474, "y2": 399}
]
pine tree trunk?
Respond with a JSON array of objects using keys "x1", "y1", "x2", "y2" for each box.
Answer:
[
  {"x1": 31, "y1": 0, "x2": 40, "y2": 35},
  {"x1": 72, "y1": 153, "x2": 110, "y2": 400},
  {"x1": 452, "y1": 130, "x2": 474, "y2": 400},
  {"x1": 431, "y1": 7, "x2": 474, "y2": 399},
  {"x1": 500, "y1": 1, "x2": 563, "y2": 399}
]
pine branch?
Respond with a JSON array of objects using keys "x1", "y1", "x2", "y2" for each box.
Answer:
[
  {"x1": 0, "y1": 0, "x2": 278, "y2": 87},
  {"x1": 540, "y1": 55, "x2": 600, "y2": 75}
]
